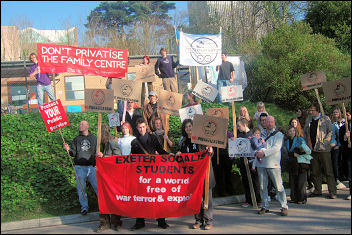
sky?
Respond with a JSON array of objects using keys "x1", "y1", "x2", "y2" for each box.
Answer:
[{"x1": 1, "y1": 1, "x2": 188, "y2": 30}]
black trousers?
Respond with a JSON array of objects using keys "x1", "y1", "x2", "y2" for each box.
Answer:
[
  {"x1": 239, "y1": 157, "x2": 261, "y2": 204},
  {"x1": 289, "y1": 163, "x2": 309, "y2": 202}
]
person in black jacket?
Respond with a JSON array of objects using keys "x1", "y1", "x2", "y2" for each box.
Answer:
[
  {"x1": 63, "y1": 120, "x2": 98, "y2": 216},
  {"x1": 130, "y1": 118, "x2": 170, "y2": 230},
  {"x1": 339, "y1": 109, "x2": 351, "y2": 200},
  {"x1": 119, "y1": 100, "x2": 142, "y2": 137}
]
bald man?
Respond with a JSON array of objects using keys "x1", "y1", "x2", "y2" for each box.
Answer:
[
  {"x1": 255, "y1": 116, "x2": 288, "y2": 216},
  {"x1": 63, "y1": 120, "x2": 98, "y2": 216}
]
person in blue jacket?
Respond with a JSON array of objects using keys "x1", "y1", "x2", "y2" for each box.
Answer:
[{"x1": 284, "y1": 125, "x2": 312, "y2": 204}]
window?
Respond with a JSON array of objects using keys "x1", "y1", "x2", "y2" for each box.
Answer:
[
  {"x1": 65, "y1": 75, "x2": 85, "y2": 100},
  {"x1": 8, "y1": 82, "x2": 37, "y2": 108}
]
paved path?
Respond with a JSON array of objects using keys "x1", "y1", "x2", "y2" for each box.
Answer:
[{"x1": 2, "y1": 186, "x2": 350, "y2": 234}]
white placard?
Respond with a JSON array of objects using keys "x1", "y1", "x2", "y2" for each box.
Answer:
[
  {"x1": 192, "y1": 80, "x2": 218, "y2": 103},
  {"x1": 108, "y1": 113, "x2": 120, "y2": 127},
  {"x1": 228, "y1": 138, "x2": 254, "y2": 158},
  {"x1": 221, "y1": 85, "x2": 243, "y2": 102},
  {"x1": 179, "y1": 104, "x2": 203, "y2": 123}
]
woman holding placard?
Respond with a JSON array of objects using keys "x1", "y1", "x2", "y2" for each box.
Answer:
[{"x1": 177, "y1": 119, "x2": 215, "y2": 230}]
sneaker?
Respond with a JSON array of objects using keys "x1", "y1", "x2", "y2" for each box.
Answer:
[
  {"x1": 204, "y1": 224, "x2": 213, "y2": 230},
  {"x1": 241, "y1": 203, "x2": 249, "y2": 208},
  {"x1": 346, "y1": 194, "x2": 351, "y2": 200},
  {"x1": 337, "y1": 182, "x2": 346, "y2": 190},
  {"x1": 258, "y1": 208, "x2": 269, "y2": 215},
  {"x1": 326, "y1": 194, "x2": 337, "y2": 199},
  {"x1": 96, "y1": 224, "x2": 110, "y2": 233},
  {"x1": 81, "y1": 210, "x2": 88, "y2": 216},
  {"x1": 280, "y1": 208, "x2": 288, "y2": 216},
  {"x1": 192, "y1": 223, "x2": 201, "y2": 229}
]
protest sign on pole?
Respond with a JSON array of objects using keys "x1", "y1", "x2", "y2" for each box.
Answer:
[
  {"x1": 179, "y1": 32, "x2": 222, "y2": 66},
  {"x1": 108, "y1": 113, "x2": 120, "y2": 138},
  {"x1": 84, "y1": 89, "x2": 114, "y2": 113},
  {"x1": 96, "y1": 150, "x2": 211, "y2": 218},
  {"x1": 191, "y1": 114, "x2": 228, "y2": 149},
  {"x1": 37, "y1": 43, "x2": 128, "y2": 78},
  {"x1": 179, "y1": 104, "x2": 203, "y2": 123},
  {"x1": 135, "y1": 64, "x2": 156, "y2": 82},
  {"x1": 300, "y1": 71, "x2": 327, "y2": 115},
  {"x1": 220, "y1": 85, "x2": 243, "y2": 102},
  {"x1": 39, "y1": 99, "x2": 70, "y2": 132},
  {"x1": 111, "y1": 79, "x2": 142, "y2": 104},
  {"x1": 157, "y1": 89, "x2": 183, "y2": 116},
  {"x1": 192, "y1": 80, "x2": 218, "y2": 103}
]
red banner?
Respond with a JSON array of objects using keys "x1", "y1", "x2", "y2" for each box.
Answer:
[
  {"x1": 37, "y1": 43, "x2": 128, "y2": 78},
  {"x1": 39, "y1": 99, "x2": 70, "y2": 132},
  {"x1": 96, "y1": 150, "x2": 210, "y2": 218}
]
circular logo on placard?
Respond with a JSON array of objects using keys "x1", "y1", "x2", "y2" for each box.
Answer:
[
  {"x1": 91, "y1": 90, "x2": 105, "y2": 105},
  {"x1": 228, "y1": 86, "x2": 236, "y2": 97},
  {"x1": 167, "y1": 95, "x2": 176, "y2": 106},
  {"x1": 203, "y1": 120, "x2": 217, "y2": 136},
  {"x1": 187, "y1": 107, "x2": 196, "y2": 118},
  {"x1": 190, "y1": 37, "x2": 219, "y2": 65},
  {"x1": 236, "y1": 139, "x2": 248, "y2": 153},
  {"x1": 201, "y1": 86, "x2": 212, "y2": 96},
  {"x1": 121, "y1": 84, "x2": 133, "y2": 97},
  {"x1": 334, "y1": 83, "x2": 346, "y2": 97}
]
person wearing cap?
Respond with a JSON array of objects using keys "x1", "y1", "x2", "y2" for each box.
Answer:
[
  {"x1": 216, "y1": 52, "x2": 235, "y2": 103},
  {"x1": 155, "y1": 48, "x2": 179, "y2": 92},
  {"x1": 143, "y1": 91, "x2": 166, "y2": 133}
]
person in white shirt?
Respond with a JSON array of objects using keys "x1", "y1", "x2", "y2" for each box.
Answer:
[{"x1": 118, "y1": 122, "x2": 136, "y2": 155}]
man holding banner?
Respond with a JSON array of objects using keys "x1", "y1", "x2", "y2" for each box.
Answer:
[
  {"x1": 130, "y1": 118, "x2": 170, "y2": 230},
  {"x1": 216, "y1": 52, "x2": 234, "y2": 103},
  {"x1": 63, "y1": 120, "x2": 98, "y2": 216}
]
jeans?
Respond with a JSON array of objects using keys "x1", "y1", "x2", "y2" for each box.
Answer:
[
  {"x1": 257, "y1": 167, "x2": 288, "y2": 210},
  {"x1": 216, "y1": 80, "x2": 231, "y2": 104},
  {"x1": 117, "y1": 100, "x2": 124, "y2": 118},
  {"x1": 195, "y1": 188, "x2": 213, "y2": 225},
  {"x1": 74, "y1": 165, "x2": 98, "y2": 212},
  {"x1": 37, "y1": 84, "x2": 55, "y2": 106}
]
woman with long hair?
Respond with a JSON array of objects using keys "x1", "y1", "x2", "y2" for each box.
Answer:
[
  {"x1": 96, "y1": 123, "x2": 123, "y2": 232},
  {"x1": 177, "y1": 119, "x2": 215, "y2": 230},
  {"x1": 238, "y1": 106, "x2": 254, "y2": 130},
  {"x1": 118, "y1": 122, "x2": 136, "y2": 155},
  {"x1": 289, "y1": 117, "x2": 304, "y2": 137}
]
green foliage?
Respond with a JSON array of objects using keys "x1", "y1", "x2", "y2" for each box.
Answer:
[
  {"x1": 305, "y1": 1, "x2": 351, "y2": 54},
  {"x1": 243, "y1": 21, "x2": 351, "y2": 111},
  {"x1": 1, "y1": 102, "x2": 295, "y2": 221}
]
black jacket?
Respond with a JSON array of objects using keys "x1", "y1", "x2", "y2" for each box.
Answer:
[
  {"x1": 69, "y1": 132, "x2": 97, "y2": 166},
  {"x1": 131, "y1": 133, "x2": 168, "y2": 155}
]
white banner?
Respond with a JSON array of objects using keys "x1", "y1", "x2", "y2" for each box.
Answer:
[
  {"x1": 179, "y1": 104, "x2": 203, "y2": 123},
  {"x1": 192, "y1": 80, "x2": 218, "y2": 103},
  {"x1": 221, "y1": 85, "x2": 243, "y2": 102},
  {"x1": 228, "y1": 138, "x2": 254, "y2": 158},
  {"x1": 179, "y1": 31, "x2": 222, "y2": 66}
]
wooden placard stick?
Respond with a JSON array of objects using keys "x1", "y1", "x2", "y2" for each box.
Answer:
[
  {"x1": 114, "y1": 126, "x2": 118, "y2": 139},
  {"x1": 232, "y1": 101, "x2": 237, "y2": 138},
  {"x1": 217, "y1": 148, "x2": 219, "y2": 165},
  {"x1": 314, "y1": 88, "x2": 325, "y2": 116},
  {"x1": 164, "y1": 114, "x2": 170, "y2": 151},
  {"x1": 244, "y1": 157, "x2": 258, "y2": 209},
  {"x1": 59, "y1": 129, "x2": 87, "y2": 201},
  {"x1": 203, "y1": 154, "x2": 211, "y2": 210},
  {"x1": 342, "y1": 102, "x2": 351, "y2": 145},
  {"x1": 97, "y1": 112, "x2": 102, "y2": 153}
]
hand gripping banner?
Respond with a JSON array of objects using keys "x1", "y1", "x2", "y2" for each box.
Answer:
[{"x1": 96, "y1": 150, "x2": 210, "y2": 218}]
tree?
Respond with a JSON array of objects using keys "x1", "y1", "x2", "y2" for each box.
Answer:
[
  {"x1": 243, "y1": 22, "x2": 351, "y2": 111},
  {"x1": 84, "y1": 1, "x2": 176, "y2": 54},
  {"x1": 305, "y1": 1, "x2": 351, "y2": 54}
]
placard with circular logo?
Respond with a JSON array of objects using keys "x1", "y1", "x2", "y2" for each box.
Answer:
[
  {"x1": 228, "y1": 138, "x2": 254, "y2": 158},
  {"x1": 322, "y1": 77, "x2": 351, "y2": 105},
  {"x1": 112, "y1": 79, "x2": 142, "y2": 104},
  {"x1": 85, "y1": 89, "x2": 114, "y2": 113},
  {"x1": 157, "y1": 89, "x2": 183, "y2": 116},
  {"x1": 179, "y1": 104, "x2": 203, "y2": 123},
  {"x1": 300, "y1": 71, "x2": 327, "y2": 91},
  {"x1": 192, "y1": 80, "x2": 218, "y2": 103}
]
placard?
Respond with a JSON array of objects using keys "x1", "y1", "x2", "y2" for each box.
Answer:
[
  {"x1": 135, "y1": 64, "x2": 156, "y2": 82},
  {"x1": 108, "y1": 113, "x2": 121, "y2": 127},
  {"x1": 220, "y1": 85, "x2": 243, "y2": 102},
  {"x1": 192, "y1": 80, "x2": 218, "y2": 103},
  {"x1": 111, "y1": 79, "x2": 142, "y2": 103},
  {"x1": 191, "y1": 114, "x2": 228, "y2": 148},
  {"x1": 157, "y1": 89, "x2": 183, "y2": 116},
  {"x1": 300, "y1": 71, "x2": 327, "y2": 91},
  {"x1": 322, "y1": 77, "x2": 351, "y2": 105},
  {"x1": 37, "y1": 43, "x2": 128, "y2": 77},
  {"x1": 179, "y1": 104, "x2": 203, "y2": 122},
  {"x1": 228, "y1": 138, "x2": 254, "y2": 158},
  {"x1": 84, "y1": 89, "x2": 114, "y2": 113},
  {"x1": 39, "y1": 99, "x2": 70, "y2": 132},
  {"x1": 206, "y1": 107, "x2": 229, "y2": 120}
]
